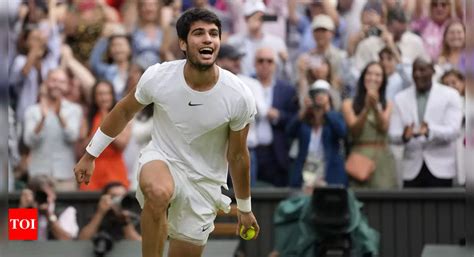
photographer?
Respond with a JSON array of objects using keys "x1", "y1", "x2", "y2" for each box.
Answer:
[
  {"x1": 78, "y1": 182, "x2": 141, "y2": 241},
  {"x1": 352, "y1": 6, "x2": 428, "y2": 73},
  {"x1": 19, "y1": 175, "x2": 79, "y2": 240},
  {"x1": 347, "y1": 1, "x2": 385, "y2": 58},
  {"x1": 286, "y1": 80, "x2": 348, "y2": 189}
]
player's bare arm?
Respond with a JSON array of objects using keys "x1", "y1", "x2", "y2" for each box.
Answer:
[
  {"x1": 227, "y1": 124, "x2": 260, "y2": 239},
  {"x1": 74, "y1": 89, "x2": 146, "y2": 185}
]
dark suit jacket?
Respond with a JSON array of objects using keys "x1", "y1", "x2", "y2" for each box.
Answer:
[
  {"x1": 270, "y1": 80, "x2": 299, "y2": 170},
  {"x1": 286, "y1": 111, "x2": 348, "y2": 187}
]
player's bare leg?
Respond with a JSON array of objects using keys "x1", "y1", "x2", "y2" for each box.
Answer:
[
  {"x1": 139, "y1": 161, "x2": 174, "y2": 257},
  {"x1": 168, "y1": 239, "x2": 205, "y2": 257}
]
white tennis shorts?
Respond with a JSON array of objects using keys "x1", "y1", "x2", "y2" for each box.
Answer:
[{"x1": 135, "y1": 148, "x2": 231, "y2": 246}]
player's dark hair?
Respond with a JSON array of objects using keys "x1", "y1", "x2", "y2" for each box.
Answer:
[{"x1": 176, "y1": 8, "x2": 222, "y2": 42}]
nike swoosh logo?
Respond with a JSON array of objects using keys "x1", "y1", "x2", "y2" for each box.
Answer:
[
  {"x1": 188, "y1": 101, "x2": 203, "y2": 106},
  {"x1": 202, "y1": 224, "x2": 211, "y2": 232}
]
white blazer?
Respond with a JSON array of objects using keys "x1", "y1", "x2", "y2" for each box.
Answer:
[{"x1": 389, "y1": 82, "x2": 463, "y2": 180}]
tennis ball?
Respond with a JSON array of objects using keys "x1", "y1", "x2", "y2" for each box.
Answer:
[{"x1": 240, "y1": 225, "x2": 256, "y2": 240}]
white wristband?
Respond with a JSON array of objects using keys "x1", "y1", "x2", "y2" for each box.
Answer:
[
  {"x1": 85, "y1": 128, "x2": 115, "y2": 157},
  {"x1": 236, "y1": 197, "x2": 252, "y2": 213}
]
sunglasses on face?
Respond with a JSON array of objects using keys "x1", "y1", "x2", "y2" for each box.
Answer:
[
  {"x1": 256, "y1": 58, "x2": 274, "y2": 64},
  {"x1": 431, "y1": 1, "x2": 449, "y2": 8}
]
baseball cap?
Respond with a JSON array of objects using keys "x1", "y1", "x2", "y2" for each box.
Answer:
[
  {"x1": 311, "y1": 14, "x2": 335, "y2": 31},
  {"x1": 310, "y1": 80, "x2": 331, "y2": 92},
  {"x1": 243, "y1": 0, "x2": 266, "y2": 17},
  {"x1": 218, "y1": 44, "x2": 245, "y2": 59}
]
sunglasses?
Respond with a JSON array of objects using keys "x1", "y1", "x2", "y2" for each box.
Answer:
[
  {"x1": 256, "y1": 58, "x2": 274, "y2": 64},
  {"x1": 431, "y1": 1, "x2": 449, "y2": 8}
]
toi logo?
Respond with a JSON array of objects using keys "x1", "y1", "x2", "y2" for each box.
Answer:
[{"x1": 8, "y1": 208, "x2": 38, "y2": 240}]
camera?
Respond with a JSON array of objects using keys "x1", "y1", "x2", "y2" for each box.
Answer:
[
  {"x1": 367, "y1": 26, "x2": 382, "y2": 37},
  {"x1": 102, "y1": 195, "x2": 139, "y2": 230},
  {"x1": 110, "y1": 195, "x2": 123, "y2": 207},
  {"x1": 93, "y1": 231, "x2": 114, "y2": 257},
  {"x1": 95, "y1": 193, "x2": 140, "y2": 243},
  {"x1": 261, "y1": 14, "x2": 278, "y2": 22},
  {"x1": 34, "y1": 190, "x2": 48, "y2": 205},
  {"x1": 110, "y1": 194, "x2": 135, "y2": 211}
]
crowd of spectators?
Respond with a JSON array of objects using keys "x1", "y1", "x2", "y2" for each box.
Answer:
[{"x1": 8, "y1": 0, "x2": 466, "y2": 197}]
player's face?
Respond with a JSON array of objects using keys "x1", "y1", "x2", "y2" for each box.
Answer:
[{"x1": 180, "y1": 21, "x2": 220, "y2": 71}]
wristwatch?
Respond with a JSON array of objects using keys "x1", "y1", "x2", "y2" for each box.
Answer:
[{"x1": 48, "y1": 214, "x2": 58, "y2": 223}]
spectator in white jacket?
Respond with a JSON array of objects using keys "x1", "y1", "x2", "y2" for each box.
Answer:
[{"x1": 389, "y1": 58, "x2": 462, "y2": 187}]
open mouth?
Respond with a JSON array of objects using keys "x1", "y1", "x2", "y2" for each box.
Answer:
[{"x1": 199, "y1": 47, "x2": 214, "y2": 59}]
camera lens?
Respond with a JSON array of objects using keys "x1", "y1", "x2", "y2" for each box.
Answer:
[
  {"x1": 35, "y1": 190, "x2": 48, "y2": 205},
  {"x1": 110, "y1": 196, "x2": 123, "y2": 207},
  {"x1": 93, "y1": 232, "x2": 114, "y2": 257},
  {"x1": 367, "y1": 27, "x2": 381, "y2": 37}
]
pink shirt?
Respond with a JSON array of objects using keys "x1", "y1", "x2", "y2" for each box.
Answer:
[{"x1": 411, "y1": 17, "x2": 448, "y2": 61}]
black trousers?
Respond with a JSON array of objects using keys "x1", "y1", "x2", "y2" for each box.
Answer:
[{"x1": 403, "y1": 162, "x2": 452, "y2": 188}]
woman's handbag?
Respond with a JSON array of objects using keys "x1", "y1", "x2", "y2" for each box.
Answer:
[{"x1": 345, "y1": 152, "x2": 375, "y2": 182}]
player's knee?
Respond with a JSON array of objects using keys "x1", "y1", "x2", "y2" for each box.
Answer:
[{"x1": 142, "y1": 182, "x2": 173, "y2": 208}]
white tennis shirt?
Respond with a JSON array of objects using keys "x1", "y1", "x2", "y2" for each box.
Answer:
[{"x1": 135, "y1": 59, "x2": 257, "y2": 184}]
